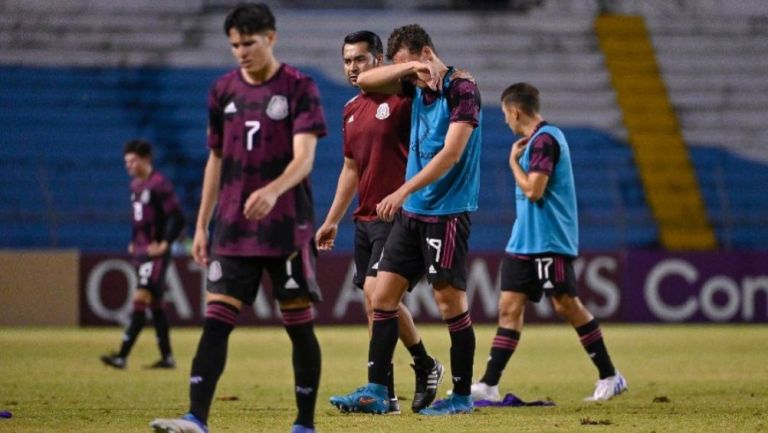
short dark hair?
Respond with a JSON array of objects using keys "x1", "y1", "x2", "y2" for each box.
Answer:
[
  {"x1": 343, "y1": 30, "x2": 383, "y2": 57},
  {"x1": 224, "y1": 3, "x2": 276, "y2": 35},
  {"x1": 124, "y1": 139, "x2": 152, "y2": 158},
  {"x1": 501, "y1": 82, "x2": 540, "y2": 116},
  {"x1": 386, "y1": 24, "x2": 436, "y2": 60}
]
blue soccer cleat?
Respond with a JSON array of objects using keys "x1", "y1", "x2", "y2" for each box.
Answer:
[
  {"x1": 290, "y1": 424, "x2": 315, "y2": 433},
  {"x1": 419, "y1": 393, "x2": 473, "y2": 416},
  {"x1": 329, "y1": 383, "x2": 389, "y2": 414},
  {"x1": 149, "y1": 412, "x2": 208, "y2": 433}
]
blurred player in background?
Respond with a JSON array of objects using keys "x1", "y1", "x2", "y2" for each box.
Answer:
[
  {"x1": 471, "y1": 82, "x2": 627, "y2": 402},
  {"x1": 101, "y1": 139, "x2": 184, "y2": 370},
  {"x1": 330, "y1": 24, "x2": 482, "y2": 416},
  {"x1": 315, "y1": 30, "x2": 443, "y2": 414},
  {"x1": 150, "y1": 4, "x2": 327, "y2": 433}
]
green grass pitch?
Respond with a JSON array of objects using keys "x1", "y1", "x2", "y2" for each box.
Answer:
[{"x1": 1, "y1": 325, "x2": 766, "y2": 432}]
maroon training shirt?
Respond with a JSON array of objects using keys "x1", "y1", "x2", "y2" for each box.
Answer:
[
  {"x1": 207, "y1": 64, "x2": 327, "y2": 256},
  {"x1": 343, "y1": 92, "x2": 411, "y2": 221},
  {"x1": 130, "y1": 171, "x2": 183, "y2": 257}
]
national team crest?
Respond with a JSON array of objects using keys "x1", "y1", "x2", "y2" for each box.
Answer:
[
  {"x1": 375, "y1": 102, "x2": 391, "y2": 120},
  {"x1": 140, "y1": 189, "x2": 150, "y2": 204},
  {"x1": 266, "y1": 95, "x2": 289, "y2": 120}
]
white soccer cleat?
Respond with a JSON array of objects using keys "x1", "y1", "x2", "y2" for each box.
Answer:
[
  {"x1": 470, "y1": 381, "x2": 501, "y2": 402},
  {"x1": 150, "y1": 414, "x2": 208, "y2": 433},
  {"x1": 584, "y1": 371, "x2": 628, "y2": 401}
]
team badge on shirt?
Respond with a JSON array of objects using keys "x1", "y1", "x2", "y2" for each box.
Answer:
[
  {"x1": 140, "y1": 189, "x2": 150, "y2": 204},
  {"x1": 375, "y1": 102, "x2": 391, "y2": 120},
  {"x1": 266, "y1": 95, "x2": 289, "y2": 120}
]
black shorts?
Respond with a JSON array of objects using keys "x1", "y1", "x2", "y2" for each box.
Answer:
[
  {"x1": 136, "y1": 254, "x2": 171, "y2": 299},
  {"x1": 500, "y1": 253, "x2": 577, "y2": 302},
  {"x1": 353, "y1": 219, "x2": 393, "y2": 289},
  {"x1": 206, "y1": 242, "x2": 322, "y2": 305},
  {"x1": 377, "y1": 211, "x2": 471, "y2": 290}
]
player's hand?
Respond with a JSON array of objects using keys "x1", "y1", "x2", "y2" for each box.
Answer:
[
  {"x1": 510, "y1": 137, "x2": 529, "y2": 163},
  {"x1": 146, "y1": 241, "x2": 168, "y2": 258},
  {"x1": 315, "y1": 223, "x2": 338, "y2": 251},
  {"x1": 127, "y1": 243, "x2": 134, "y2": 254},
  {"x1": 244, "y1": 186, "x2": 279, "y2": 220},
  {"x1": 412, "y1": 61, "x2": 441, "y2": 91},
  {"x1": 192, "y1": 228, "x2": 209, "y2": 266},
  {"x1": 376, "y1": 188, "x2": 407, "y2": 222},
  {"x1": 451, "y1": 68, "x2": 475, "y2": 83}
]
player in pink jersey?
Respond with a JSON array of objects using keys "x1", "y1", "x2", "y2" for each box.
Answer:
[
  {"x1": 101, "y1": 139, "x2": 184, "y2": 371},
  {"x1": 151, "y1": 4, "x2": 326, "y2": 433}
]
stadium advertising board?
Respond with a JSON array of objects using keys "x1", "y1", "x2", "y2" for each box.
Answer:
[
  {"x1": 623, "y1": 251, "x2": 768, "y2": 323},
  {"x1": 79, "y1": 253, "x2": 621, "y2": 326},
  {"x1": 79, "y1": 251, "x2": 768, "y2": 326}
]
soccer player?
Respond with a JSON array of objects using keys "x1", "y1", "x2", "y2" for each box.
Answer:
[
  {"x1": 150, "y1": 4, "x2": 326, "y2": 433},
  {"x1": 316, "y1": 30, "x2": 444, "y2": 414},
  {"x1": 329, "y1": 24, "x2": 482, "y2": 416},
  {"x1": 101, "y1": 139, "x2": 184, "y2": 370},
  {"x1": 470, "y1": 82, "x2": 627, "y2": 402}
]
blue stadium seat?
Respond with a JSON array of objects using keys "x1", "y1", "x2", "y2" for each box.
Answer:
[{"x1": 6, "y1": 65, "x2": 764, "y2": 252}]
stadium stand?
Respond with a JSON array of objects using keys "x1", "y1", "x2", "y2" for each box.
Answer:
[
  {"x1": 0, "y1": 0, "x2": 764, "y2": 252},
  {"x1": 644, "y1": 13, "x2": 768, "y2": 249}
]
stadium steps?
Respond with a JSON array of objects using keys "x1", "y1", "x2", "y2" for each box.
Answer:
[
  {"x1": 595, "y1": 15, "x2": 716, "y2": 251},
  {"x1": 645, "y1": 11, "x2": 768, "y2": 248},
  {"x1": 646, "y1": 13, "x2": 768, "y2": 163}
]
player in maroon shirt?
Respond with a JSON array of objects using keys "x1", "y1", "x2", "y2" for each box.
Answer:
[
  {"x1": 101, "y1": 139, "x2": 185, "y2": 370},
  {"x1": 151, "y1": 4, "x2": 327, "y2": 433},
  {"x1": 316, "y1": 30, "x2": 443, "y2": 414}
]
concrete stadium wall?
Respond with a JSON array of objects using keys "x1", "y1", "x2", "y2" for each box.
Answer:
[{"x1": 0, "y1": 250, "x2": 79, "y2": 326}]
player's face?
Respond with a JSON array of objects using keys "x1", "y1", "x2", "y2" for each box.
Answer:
[
  {"x1": 502, "y1": 103, "x2": 523, "y2": 135},
  {"x1": 391, "y1": 47, "x2": 430, "y2": 88},
  {"x1": 228, "y1": 29, "x2": 276, "y2": 76},
  {"x1": 342, "y1": 42, "x2": 380, "y2": 87},
  {"x1": 124, "y1": 153, "x2": 149, "y2": 178}
]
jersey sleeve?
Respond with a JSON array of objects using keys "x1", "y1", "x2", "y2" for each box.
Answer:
[
  {"x1": 292, "y1": 77, "x2": 328, "y2": 138},
  {"x1": 447, "y1": 78, "x2": 481, "y2": 127},
  {"x1": 155, "y1": 178, "x2": 186, "y2": 242},
  {"x1": 528, "y1": 133, "x2": 560, "y2": 176},
  {"x1": 157, "y1": 178, "x2": 183, "y2": 216},
  {"x1": 206, "y1": 83, "x2": 224, "y2": 151}
]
